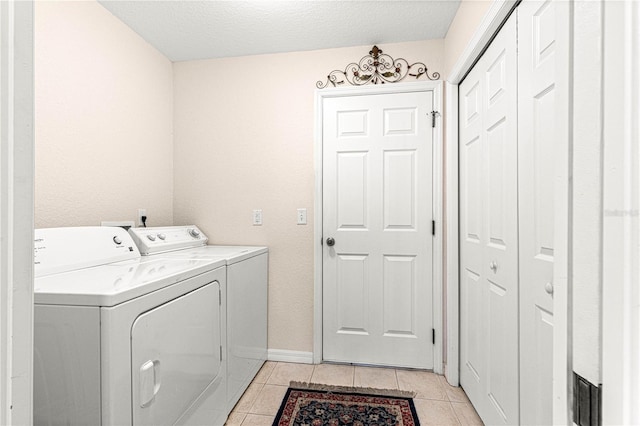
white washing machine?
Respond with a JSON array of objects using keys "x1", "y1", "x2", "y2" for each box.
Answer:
[
  {"x1": 33, "y1": 227, "x2": 228, "y2": 426},
  {"x1": 128, "y1": 226, "x2": 268, "y2": 413}
]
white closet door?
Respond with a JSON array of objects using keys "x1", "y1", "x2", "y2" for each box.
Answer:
[
  {"x1": 459, "y1": 12, "x2": 519, "y2": 425},
  {"x1": 518, "y1": 0, "x2": 557, "y2": 423}
]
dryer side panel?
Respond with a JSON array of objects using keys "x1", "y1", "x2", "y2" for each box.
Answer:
[{"x1": 34, "y1": 305, "x2": 101, "y2": 426}]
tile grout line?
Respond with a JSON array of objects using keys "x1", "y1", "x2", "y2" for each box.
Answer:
[
  {"x1": 449, "y1": 400, "x2": 463, "y2": 426},
  {"x1": 245, "y1": 382, "x2": 266, "y2": 415},
  {"x1": 351, "y1": 365, "x2": 354, "y2": 387},
  {"x1": 394, "y1": 369, "x2": 399, "y2": 390},
  {"x1": 263, "y1": 361, "x2": 276, "y2": 383}
]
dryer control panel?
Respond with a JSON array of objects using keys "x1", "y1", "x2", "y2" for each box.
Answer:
[
  {"x1": 129, "y1": 225, "x2": 208, "y2": 255},
  {"x1": 35, "y1": 226, "x2": 140, "y2": 277}
]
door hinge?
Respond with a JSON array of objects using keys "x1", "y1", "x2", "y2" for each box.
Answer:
[
  {"x1": 432, "y1": 328, "x2": 435, "y2": 345},
  {"x1": 219, "y1": 288, "x2": 222, "y2": 306},
  {"x1": 430, "y1": 111, "x2": 440, "y2": 128},
  {"x1": 432, "y1": 220, "x2": 435, "y2": 236},
  {"x1": 220, "y1": 345, "x2": 223, "y2": 361}
]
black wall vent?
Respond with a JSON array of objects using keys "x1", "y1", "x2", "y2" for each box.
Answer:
[{"x1": 573, "y1": 372, "x2": 601, "y2": 426}]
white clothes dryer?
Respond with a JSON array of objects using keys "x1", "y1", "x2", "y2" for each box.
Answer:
[
  {"x1": 33, "y1": 227, "x2": 228, "y2": 426},
  {"x1": 128, "y1": 226, "x2": 268, "y2": 413}
]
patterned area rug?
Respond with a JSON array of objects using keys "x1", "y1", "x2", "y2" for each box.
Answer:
[{"x1": 272, "y1": 382, "x2": 420, "y2": 426}]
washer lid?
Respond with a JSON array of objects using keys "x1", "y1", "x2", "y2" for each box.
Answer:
[
  {"x1": 152, "y1": 245, "x2": 268, "y2": 265},
  {"x1": 34, "y1": 257, "x2": 225, "y2": 307}
]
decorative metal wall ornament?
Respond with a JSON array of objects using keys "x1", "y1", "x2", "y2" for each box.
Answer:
[{"x1": 316, "y1": 45, "x2": 440, "y2": 89}]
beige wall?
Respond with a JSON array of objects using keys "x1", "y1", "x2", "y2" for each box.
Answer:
[
  {"x1": 173, "y1": 40, "x2": 444, "y2": 352},
  {"x1": 35, "y1": 0, "x2": 174, "y2": 228},
  {"x1": 443, "y1": 0, "x2": 492, "y2": 79}
]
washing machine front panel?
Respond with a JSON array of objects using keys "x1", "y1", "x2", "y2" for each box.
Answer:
[{"x1": 131, "y1": 283, "x2": 222, "y2": 426}]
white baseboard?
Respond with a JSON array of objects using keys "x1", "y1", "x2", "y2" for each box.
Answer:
[{"x1": 267, "y1": 349, "x2": 314, "y2": 364}]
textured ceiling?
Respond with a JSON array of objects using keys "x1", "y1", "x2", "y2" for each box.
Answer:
[{"x1": 98, "y1": 1, "x2": 461, "y2": 62}]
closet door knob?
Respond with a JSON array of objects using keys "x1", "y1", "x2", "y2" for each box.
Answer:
[
  {"x1": 489, "y1": 261, "x2": 498, "y2": 272},
  {"x1": 326, "y1": 237, "x2": 335, "y2": 247},
  {"x1": 545, "y1": 282, "x2": 554, "y2": 295}
]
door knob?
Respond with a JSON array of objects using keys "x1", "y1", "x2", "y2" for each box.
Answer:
[
  {"x1": 326, "y1": 237, "x2": 335, "y2": 247},
  {"x1": 489, "y1": 261, "x2": 498, "y2": 272},
  {"x1": 545, "y1": 282, "x2": 554, "y2": 295}
]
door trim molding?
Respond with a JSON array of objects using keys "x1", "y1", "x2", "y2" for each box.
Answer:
[
  {"x1": 601, "y1": 0, "x2": 640, "y2": 423},
  {"x1": 313, "y1": 81, "x2": 444, "y2": 373},
  {"x1": 0, "y1": 1, "x2": 35, "y2": 423},
  {"x1": 444, "y1": 81, "x2": 459, "y2": 385}
]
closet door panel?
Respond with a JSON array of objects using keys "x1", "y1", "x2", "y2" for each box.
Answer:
[
  {"x1": 482, "y1": 14, "x2": 519, "y2": 424},
  {"x1": 460, "y1": 74, "x2": 485, "y2": 408},
  {"x1": 518, "y1": 0, "x2": 557, "y2": 424},
  {"x1": 460, "y1": 12, "x2": 519, "y2": 425}
]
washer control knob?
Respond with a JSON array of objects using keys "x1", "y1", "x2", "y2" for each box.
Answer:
[
  {"x1": 157, "y1": 233, "x2": 166, "y2": 240},
  {"x1": 113, "y1": 236, "x2": 122, "y2": 245},
  {"x1": 189, "y1": 228, "x2": 201, "y2": 238},
  {"x1": 146, "y1": 234, "x2": 156, "y2": 241}
]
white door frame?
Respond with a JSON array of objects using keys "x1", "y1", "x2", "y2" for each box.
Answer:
[
  {"x1": 313, "y1": 81, "x2": 444, "y2": 373},
  {"x1": 0, "y1": 0, "x2": 35, "y2": 424},
  {"x1": 601, "y1": 0, "x2": 640, "y2": 423},
  {"x1": 444, "y1": 0, "x2": 572, "y2": 423}
]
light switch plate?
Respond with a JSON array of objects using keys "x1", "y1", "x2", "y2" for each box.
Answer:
[
  {"x1": 297, "y1": 208, "x2": 307, "y2": 225},
  {"x1": 253, "y1": 209, "x2": 263, "y2": 226}
]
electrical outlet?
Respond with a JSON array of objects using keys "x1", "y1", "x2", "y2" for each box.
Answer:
[
  {"x1": 252, "y1": 209, "x2": 263, "y2": 226},
  {"x1": 138, "y1": 209, "x2": 147, "y2": 227},
  {"x1": 297, "y1": 208, "x2": 307, "y2": 225}
]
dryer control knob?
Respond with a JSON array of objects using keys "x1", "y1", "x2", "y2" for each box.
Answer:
[
  {"x1": 189, "y1": 228, "x2": 201, "y2": 238},
  {"x1": 113, "y1": 236, "x2": 122, "y2": 245},
  {"x1": 157, "y1": 233, "x2": 166, "y2": 240},
  {"x1": 146, "y1": 234, "x2": 156, "y2": 241}
]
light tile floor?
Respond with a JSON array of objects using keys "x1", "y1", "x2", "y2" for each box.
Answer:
[{"x1": 225, "y1": 361, "x2": 483, "y2": 425}]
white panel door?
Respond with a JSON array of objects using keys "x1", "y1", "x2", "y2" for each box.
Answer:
[
  {"x1": 322, "y1": 91, "x2": 434, "y2": 369},
  {"x1": 459, "y1": 12, "x2": 519, "y2": 425},
  {"x1": 518, "y1": 0, "x2": 557, "y2": 423}
]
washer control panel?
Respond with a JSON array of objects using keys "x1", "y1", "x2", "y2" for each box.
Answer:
[{"x1": 128, "y1": 225, "x2": 208, "y2": 255}]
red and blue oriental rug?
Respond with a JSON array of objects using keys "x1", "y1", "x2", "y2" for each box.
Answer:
[{"x1": 272, "y1": 382, "x2": 420, "y2": 426}]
